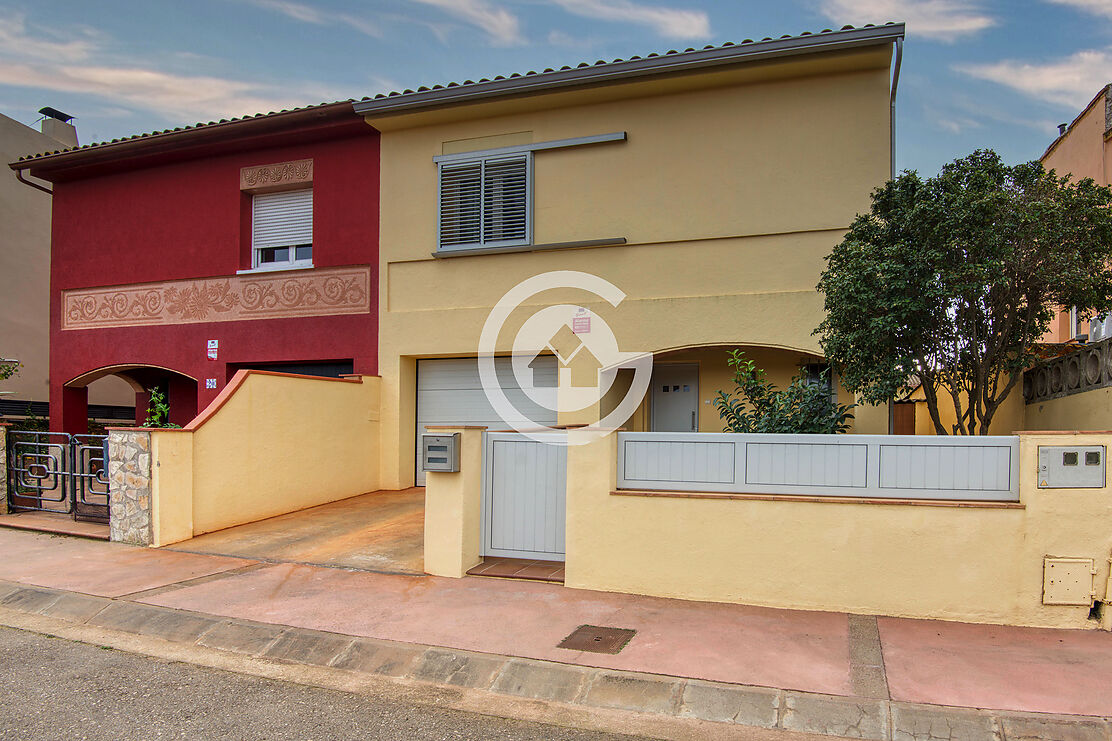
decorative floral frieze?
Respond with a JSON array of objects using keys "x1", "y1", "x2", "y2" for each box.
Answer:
[
  {"x1": 240, "y1": 159, "x2": 313, "y2": 191},
  {"x1": 62, "y1": 266, "x2": 371, "y2": 330}
]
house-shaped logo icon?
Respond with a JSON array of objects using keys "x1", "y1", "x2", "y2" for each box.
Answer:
[{"x1": 530, "y1": 324, "x2": 604, "y2": 389}]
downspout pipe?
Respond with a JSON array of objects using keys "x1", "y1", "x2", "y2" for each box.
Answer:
[
  {"x1": 1101, "y1": 552, "x2": 1112, "y2": 631},
  {"x1": 14, "y1": 167, "x2": 52, "y2": 195},
  {"x1": 890, "y1": 35, "x2": 903, "y2": 180},
  {"x1": 885, "y1": 34, "x2": 904, "y2": 434}
]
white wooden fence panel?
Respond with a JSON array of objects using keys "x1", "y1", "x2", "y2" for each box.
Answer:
[
  {"x1": 483, "y1": 432, "x2": 566, "y2": 560},
  {"x1": 878, "y1": 444, "x2": 1013, "y2": 493},
  {"x1": 745, "y1": 442, "x2": 867, "y2": 488},
  {"x1": 623, "y1": 440, "x2": 735, "y2": 484},
  {"x1": 616, "y1": 432, "x2": 1019, "y2": 501}
]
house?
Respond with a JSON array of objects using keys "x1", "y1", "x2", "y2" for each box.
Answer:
[
  {"x1": 1040, "y1": 83, "x2": 1112, "y2": 344},
  {"x1": 0, "y1": 108, "x2": 133, "y2": 426},
  {"x1": 357, "y1": 24, "x2": 904, "y2": 487},
  {"x1": 9, "y1": 102, "x2": 380, "y2": 431},
  {"x1": 1023, "y1": 84, "x2": 1112, "y2": 429}
]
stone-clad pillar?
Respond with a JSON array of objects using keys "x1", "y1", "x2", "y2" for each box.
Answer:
[
  {"x1": 0, "y1": 423, "x2": 9, "y2": 516},
  {"x1": 107, "y1": 429, "x2": 152, "y2": 545}
]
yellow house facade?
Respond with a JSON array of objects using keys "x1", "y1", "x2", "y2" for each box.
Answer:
[{"x1": 358, "y1": 25, "x2": 904, "y2": 489}]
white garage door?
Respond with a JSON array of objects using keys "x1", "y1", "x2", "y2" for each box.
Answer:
[{"x1": 416, "y1": 357, "x2": 558, "y2": 485}]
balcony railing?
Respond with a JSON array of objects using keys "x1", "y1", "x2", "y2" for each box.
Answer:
[{"x1": 1024, "y1": 336, "x2": 1112, "y2": 404}]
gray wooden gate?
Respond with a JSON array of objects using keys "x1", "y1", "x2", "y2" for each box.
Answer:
[{"x1": 482, "y1": 431, "x2": 566, "y2": 561}]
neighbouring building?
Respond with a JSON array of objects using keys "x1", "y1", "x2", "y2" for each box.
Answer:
[
  {"x1": 1024, "y1": 84, "x2": 1112, "y2": 428},
  {"x1": 1040, "y1": 83, "x2": 1112, "y2": 344},
  {"x1": 358, "y1": 24, "x2": 904, "y2": 487},
  {"x1": 9, "y1": 102, "x2": 380, "y2": 430},
  {"x1": 0, "y1": 108, "x2": 134, "y2": 425}
]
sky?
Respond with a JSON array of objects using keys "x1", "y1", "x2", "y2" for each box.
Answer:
[{"x1": 0, "y1": 0, "x2": 1109, "y2": 175}]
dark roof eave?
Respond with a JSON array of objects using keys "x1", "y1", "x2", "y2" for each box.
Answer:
[
  {"x1": 354, "y1": 23, "x2": 905, "y2": 118},
  {"x1": 10, "y1": 101, "x2": 359, "y2": 174}
]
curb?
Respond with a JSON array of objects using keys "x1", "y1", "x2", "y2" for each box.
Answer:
[{"x1": 0, "y1": 581, "x2": 1108, "y2": 741}]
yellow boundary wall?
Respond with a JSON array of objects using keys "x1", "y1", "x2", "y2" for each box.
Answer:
[
  {"x1": 146, "y1": 370, "x2": 381, "y2": 545},
  {"x1": 557, "y1": 430, "x2": 1112, "y2": 629}
]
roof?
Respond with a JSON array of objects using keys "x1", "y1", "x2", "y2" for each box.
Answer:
[
  {"x1": 1040, "y1": 83, "x2": 1112, "y2": 162},
  {"x1": 12, "y1": 23, "x2": 903, "y2": 174},
  {"x1": 10, "y1": 100, "x2": 360, "y2": 174},
  {"x1": 354, "y1": 23, "x2": 904, "y2": 118}
]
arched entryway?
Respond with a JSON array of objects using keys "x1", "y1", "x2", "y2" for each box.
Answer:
[
  {"x1": 599, "y1": 343, "x2": 839, "y2": 434},
  {"x1": 58, "y1": 365, "x2": 199, "y2": 433}
]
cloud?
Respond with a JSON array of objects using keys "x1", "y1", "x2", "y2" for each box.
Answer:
[
  {"x1": 548, "y1": 0, "x2": 710, "y2": 39},
  {"x1": 0, "y1": 63, "x2": 315, "y2": 122},
  {"x1": 957, "y1": 50, "x2": 1112, "y2": 108},
  {"x1": 933, "y1": 115, "x2": 983, "y2": 134},
  {"x1": 410, "y1": 0, "x2": 523, "y2": 45},
  {"x1": 0, "y1": 13, "x2": 97, "y2": 63},
  {"x1": 1045, "y1": 0, "x2": 1112, "y2": 18},
  {"x1": 244, "y1": 0, "x2": 382, "y2": 37},
  {"x1": 0, "y1": 12, "x2": 344, "y2": 125},
  {"x1": 818, "y1": 0, "x2": 995, "y2": 41}
]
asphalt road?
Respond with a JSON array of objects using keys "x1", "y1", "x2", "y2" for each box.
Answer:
[{"x1": 0, "y1": 626, "x2": 642, "y2": 741}]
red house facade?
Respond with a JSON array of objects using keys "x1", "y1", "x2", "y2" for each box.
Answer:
[{"x1": 11, "y1": 102, "x2": 379, "y2": 431}]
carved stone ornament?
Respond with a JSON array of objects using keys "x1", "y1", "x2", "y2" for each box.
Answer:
[
  {"x1": 240, "y1": 159, "x2": 313, "y2": 192},
  {"x1": 62, "y1": 266, "x2": 371, "y2": 330}
]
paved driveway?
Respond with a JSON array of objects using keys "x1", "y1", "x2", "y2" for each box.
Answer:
[{"x1": 165, "y1": 488, "x2": 425, "y2": 575}]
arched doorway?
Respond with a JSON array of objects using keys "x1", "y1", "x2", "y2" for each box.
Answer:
[{"x1": 58, "y1": 365, "x2": 199, "y2": 433}]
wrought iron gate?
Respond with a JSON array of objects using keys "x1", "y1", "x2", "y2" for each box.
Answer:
[{"x1": 6, "y1": 431, "x2": 110, "y2": 523}]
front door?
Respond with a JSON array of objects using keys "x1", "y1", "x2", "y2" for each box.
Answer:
[{"x1": 651, "y1": 364, "x2": 699, "y2": 432}]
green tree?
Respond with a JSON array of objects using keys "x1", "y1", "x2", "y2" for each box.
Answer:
[
  {"x1": 714, "y1": 350, "x2": 855, "y2": 434},
  {"x1": 816, "y1": 150, "x2": 1112, "y2": 435}
]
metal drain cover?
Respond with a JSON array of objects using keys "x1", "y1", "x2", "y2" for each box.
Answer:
[{"x1": 557, "y1": 625, "x2": 636, "y2": 654}]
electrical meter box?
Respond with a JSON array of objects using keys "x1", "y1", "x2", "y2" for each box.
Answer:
[
  {"x1": 421, "y1": 433, "x2": 460, "y2": 473},
  {"x1": 1037, "y1": 445, "x2": 1106, "y2": 488}
]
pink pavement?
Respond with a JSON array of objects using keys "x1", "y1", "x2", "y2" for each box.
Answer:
[
  {"x1": 3, "y1": 527, "x2": 1112, "y2": 717},
  {"x1": 879, "y1": 617, "x2": 1112, "y2": 716}
]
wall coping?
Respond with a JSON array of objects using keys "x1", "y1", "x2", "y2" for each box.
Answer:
[
  {"x1": 184, "y1": 369, "x2": 372, "y2": 432},
  {"x1": 612, "y1": 489, "x2": 1026, "y2": 509},
  {"x1": 1016, "y1": 430, "x2": 1112, "y2": 436},
  {"x1": 423, "y1": 425, "x2": 488, "y2": 430}
]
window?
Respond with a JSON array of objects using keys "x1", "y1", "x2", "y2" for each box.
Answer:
[
  {"x1": 803, "y1": 362, "x2": 839, "y2": 405},
  {"x1": 438, "y1": 153, "x2": 531, "y2": 251},
  {"x1": 252, "y1": 189, "x2": 313, "y2": 269}
]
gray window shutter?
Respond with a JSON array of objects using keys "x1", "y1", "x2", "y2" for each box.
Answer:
[
  {"x1": 483, "y1": 155, "x2": 528, "y2": 245},
  {"x1": 253, "y1": 189, "x2": 313, "y2": 250},
  {"x1": 438, "y1": 154, "x2": 530, "y2": 249},
  {"x1": 439, "y1": 162, "x2": 482, "y2": 247}
]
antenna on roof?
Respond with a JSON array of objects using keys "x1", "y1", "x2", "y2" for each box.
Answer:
[
  {"x1": 1058, "y1": 123, "x2": 1068, "y2": 136},
  {"x1": 38, "y1": 106, "x2": 74, "y2": 123}
]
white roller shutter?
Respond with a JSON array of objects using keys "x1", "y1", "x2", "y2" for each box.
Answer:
[
  {"x1": 415, "y1": 357, "x2": 558, "y2": 485},
  {"x1": 253, "y1": 189, "x2": 313, "y2": 250}
]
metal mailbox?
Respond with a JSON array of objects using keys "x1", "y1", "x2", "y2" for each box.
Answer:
[
  {"x1": 421, "y1": 433, "x2": 460, "y2": 473},
  {"x1": 1037, "y1": 445, "x2": 1106, "y2": 488}
]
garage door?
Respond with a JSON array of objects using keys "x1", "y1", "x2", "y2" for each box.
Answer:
[{"x1": 416, "y1": 357, "x2": 558, "y2": 485}]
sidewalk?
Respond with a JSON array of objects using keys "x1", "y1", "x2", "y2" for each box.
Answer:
[{"x1": 1, "y1": 527, "x2": 1110, "y2": 740}]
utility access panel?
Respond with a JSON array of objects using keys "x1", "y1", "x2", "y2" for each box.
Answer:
[{"x1": 1037, "y1": 446, "x2": 1106, "y2": 489}]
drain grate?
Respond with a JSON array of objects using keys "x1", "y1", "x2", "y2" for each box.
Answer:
[{"x1": 557, "y1": 625, "x2": 637, "y2": 654}]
